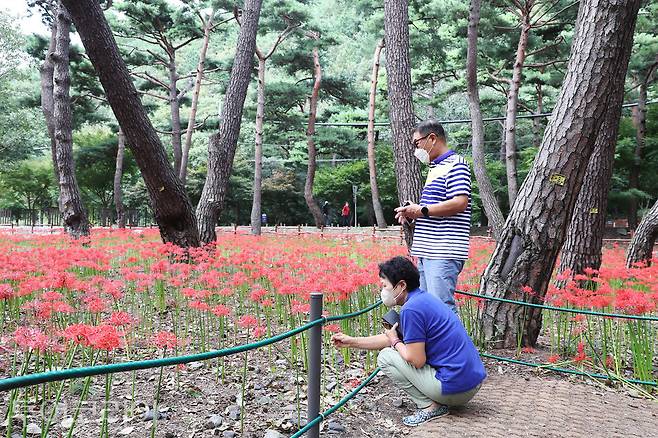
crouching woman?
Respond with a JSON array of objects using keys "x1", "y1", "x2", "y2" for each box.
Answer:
[{"x1": 331, "y1": 256, "x2": 486, "y2": 426}]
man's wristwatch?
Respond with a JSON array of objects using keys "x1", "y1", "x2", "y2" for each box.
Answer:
[{"x1": 420, "y1": 205, "x2": 430, "y2": 218}]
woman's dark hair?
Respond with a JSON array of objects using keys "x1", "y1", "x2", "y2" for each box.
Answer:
[
  {"x1": 414, "y1": 119, "x2": 446, "y2": 140},
  {"x1": 378, "y1": 256, "x2": 420, "y2": 291}
]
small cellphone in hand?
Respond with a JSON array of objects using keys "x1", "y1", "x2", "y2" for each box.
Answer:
[{"x1": 382, "y1": 309, "x2": 403, "y2": 340}]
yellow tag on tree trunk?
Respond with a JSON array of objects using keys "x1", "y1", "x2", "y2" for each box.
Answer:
[
  {"x1": 590, "y1": 207, "x2": 599, "y2": 214},
  {"x1": 549, "y1": 174, "x2": 566, "y2": 186}
]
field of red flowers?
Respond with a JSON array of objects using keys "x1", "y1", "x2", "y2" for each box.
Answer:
[{"x1": 0, "y1": 228, "x2": 656, "y2": 437}]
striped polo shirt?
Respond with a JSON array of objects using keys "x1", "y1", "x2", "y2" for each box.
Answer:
[{"x1": 410, "y1": 150, "x2": 471, "y2": 260}]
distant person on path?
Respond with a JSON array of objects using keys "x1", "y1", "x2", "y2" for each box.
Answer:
[
  {"x1": 394, "y1": 120, "x2": 471, "y2": 314},
  {"x1": 341, "y1": 201, "x2": 351, "y2": 227},
  {"x1": 331, "y1": 256, "x2": 485, "y2": 426},
  {"x1": 322, "y1": 201, "x2": 330, "y2": 226}
]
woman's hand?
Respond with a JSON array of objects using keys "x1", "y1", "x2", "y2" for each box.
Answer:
[
  {"x1": 384, "y1": 322, "x2": 400, "y2": 345},
  {"x1": 331, "y1": 332, "x2": 353, "y2": 348}
]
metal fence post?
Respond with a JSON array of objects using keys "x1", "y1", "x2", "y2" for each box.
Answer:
[{"x1": 307, "y1": 292, "x2": 323, "y2": 438}]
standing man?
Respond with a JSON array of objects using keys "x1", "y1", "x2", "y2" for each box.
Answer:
[
  {"x1": 394, "y1": 120, "x2": 471, "y2": 313},
  {"x1": 341, "y1": 201, "x2": 351, "y2": 227},
  {"x1": 322, "y1": 201, "x2": 330, "y2": 226}
]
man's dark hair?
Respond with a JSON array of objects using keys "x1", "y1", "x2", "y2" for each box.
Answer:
[
  {"x1": 378, "y1": 256, "x2": 420, "y2": 291},
  {"x1": 414, "y1": 119, "x2": 446, "y2": 140}
]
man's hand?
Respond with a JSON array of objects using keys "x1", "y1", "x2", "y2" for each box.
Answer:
[
  {"x1": 331, "y1": 332, "x2": 353, "y2": 348},
  {"x1": 394, "y1": 203, "x2": 422, "y2": 223},
  {"x1": 384, "y1": 322, "x2": 400, "y2": 345}
]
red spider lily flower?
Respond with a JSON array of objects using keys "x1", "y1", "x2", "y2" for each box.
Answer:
[
  {"x1": 323, "y1": 324, "x2": 340, "y2": 333},
  {"x1": 84, "y1": 294, "x2": 108, "y2": 313},
  {"x1": 0, "y1": 284, "x2": 14, "y2": 300},
  {"x1": 261, "y1": 298, "x2": 274, "y2": 307},
  {"x1": 521, "y1": 347, "x2": 536, "y2": 354},
  {"x1": 107, "y1": 311, "x2": 137, "y2": 327},
  {"x1": 189, "y1": 300, "x2": 210, "y2": 311},
  {"x1": 547, "y1": 354, "x2": 560, "y2": 364},
  {"x1": 41, "y1": 290, "x2": 64, "y2": 301},
  {"x1": 152, "y1": 331, "x2": 179, "y2": 350},
  {"x1": 555, "y1": 269, "x2": 572, "y2": 282},
  {"x1": 14, "y1": 327, "x2": 49, "y2": 352},
  {"x1": 211, "y1": 304, "x2": 231, "y2": 318},
  {"x1": 347, "y1": 378, "x2": 361, "y2": 388},
  {"x1": 291, "y1": 301, "x2": 310, "y2": 315},
  {"x1": 238, "y1": 315, "x2": 258, "y2": 328},
  {"x1": 218, "y1": 288, "x2": 234, "y2": 297},
  {"x1": 573, "y1": 342, "x2": 589, "y2": 363},
  {"x1": 521, "y1": 285, "x2": 535, "y2": 296},
  {"x1": 252, "y1": 325, "x2": 267, "y2": 339},
  {"x1": 63, "y1": 323, "x2": 94, "y2": 346},
  {"x1": 249, "y1": 287, "x2": 268, "y2": 302},
  {"x1": 53, "y1": 301, "x2": 74, "y2": 313},
  {"x1": 87, "y1": 325, "x2": 124, "y2": 351}
]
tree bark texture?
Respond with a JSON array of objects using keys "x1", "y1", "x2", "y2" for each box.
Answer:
[
  {"x1": 304, "y1": 47, "x2": 326, "y2": 229},
  {"x1": 479, "y1": 0, "x2": 641, "y2": 348},
  {"x1": 180, "y1": 10, "x2": 214, "y2": 185},
  {"x1": 384, "y1": 0, "x2": 423, "y2": 248},
  {"x1": 41, "y1": 21, "x2": 59, "y2": 183},
  {"x1": 558, "y1": 92, "x2": 625, "y2": 277},
  {"x1": 466, "y1": 0, "x2": 505, "y2": 240},
  {"x1": 196, "y1": 0, "x2": 262, "y2": 244},
  {"x1": 251, "y1": 57, "x2": 266, "y2": 235},
  {"x1": 626, "y1": 199, "x2": 658, "y2": 267},
  {"x1": 503, "y1": 9, "x2": 531, "y2": 208},
  {"x1": 169, "y1": 55, "x2": 183, "y2": 176},
  {"x1": 61, "y1": 0, "x2": 200, "y2": 247},
  {"x1": 52, "y1": 3, "x2": 90, "y2": 238},
  {"x1": 628, "y1": 80, "x2": 646, "y2": 230},
  {"x1": 367, "y1": 39, "x2": 388, "y2": 229},
  {"x1": 114, "y1": 127, "x2": 126, "y2": 229}
]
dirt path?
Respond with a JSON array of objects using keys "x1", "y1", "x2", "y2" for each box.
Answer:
[{"x1": 333, "y1": 367, "x2": 658, "y2": 438}]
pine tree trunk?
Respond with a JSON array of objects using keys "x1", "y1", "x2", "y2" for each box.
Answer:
[
  {"x1": 169, "y1": 56, "x2": 183, "y2": 176},
  {"x1": 304, "y1": 47, "x2": 325, "y2": 229},
  {"x1": 41, "y1": 21, "x2": 59, "y2": 183},
  {"x1": 626, "y1": 199, "x2": 658, "y2": 267},
  {"x1": 532, "y1": 82, "x2": 544, "y2": 149},
  {"x1": 196, "y1": 0, "x2": 262, "y2": 244},
  {"x1": 384, "y1": 0, "x2": 423, "y2": 248},
  {"x1": 628, "y1": 80, "x2": 646, "y2": 230},
  {"x1": 479, "y1": 0, "x2": 641, "y2": 348},
  {"x1": 114, "y1": 127, "x2": 126, "y2": 229},
  {"x1": 52, "y1": 3, "x2": 90, "y2": 238},
  {"x1": 251, "y1": 56, "x2": 266, "y2": 235},
  {"x1": 61, "y1": 0, "x2": 200, "y2": 247},
  {"x1": 367, "y1": 39, "x2": 387, "y2": 229},
  {"x1": 467, "y1": 0, "x2": 505, "y2": 240},
  {"x1": 504, "y1": 13, "x2": 531, "y2": 208},
  {"x1": 180, "y1": 10, "x2": 214, "y2": 185},
  {"x1": 559, "y1": 93, "x2": 625, "y2": 277}
]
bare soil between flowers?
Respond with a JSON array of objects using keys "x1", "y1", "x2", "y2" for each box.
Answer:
[{"x1": 2, "y1": 344, "x2": 656, "y2": 438}]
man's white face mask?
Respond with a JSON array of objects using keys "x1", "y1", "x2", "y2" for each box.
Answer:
[
  {"x1": 380, "y1": 283, "x2": 403, "y2": 307},
  {"x1": 413, "y1": 147, "x2": 430, "y2": 165}
]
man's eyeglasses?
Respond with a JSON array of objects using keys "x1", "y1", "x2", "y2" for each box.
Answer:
[{"x1": 412, "y1": 133, "x2": 431, "y2": 148}]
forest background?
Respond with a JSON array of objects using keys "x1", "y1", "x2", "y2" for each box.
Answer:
[{"x1": 0, "y1": 0, "x2": 656, "y2": 230}]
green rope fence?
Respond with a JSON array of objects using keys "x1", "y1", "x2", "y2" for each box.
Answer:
[
  {"x1": 0, "y1": 301, "x2": 382, "y2": 392},
  {"x1": 1, "y1": 288, "x2": 656, "y2": 436},
  {"x1": 456, "y1": 290, "x2": 658, "y2": 321},
  {"x1": 290, "y1": 367, "x2": 382, "y2": 438},
  {"x1": 480, "y1": 353, "x2": 657, "y2": 387}
]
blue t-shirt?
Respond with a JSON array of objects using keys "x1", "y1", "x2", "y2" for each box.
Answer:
[{"x1": 400, "y1": 288, "x2": 486, "y2": 394}]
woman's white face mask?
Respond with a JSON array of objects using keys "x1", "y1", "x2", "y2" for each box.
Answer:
[{"x1": 380, "y1": 283, "x2": 403, "y2": 307}]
